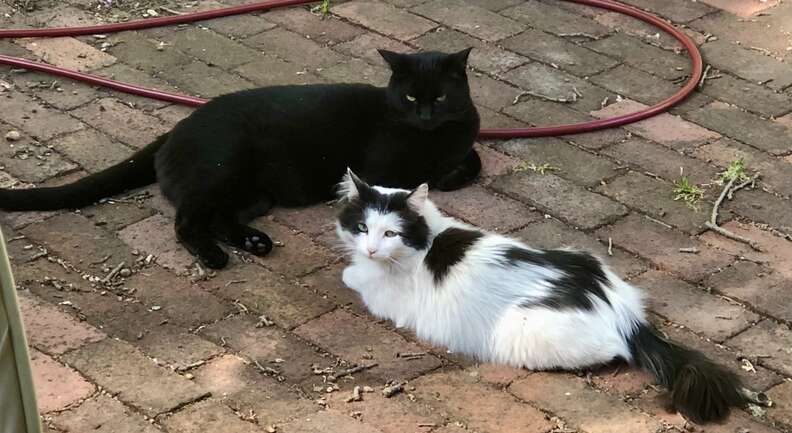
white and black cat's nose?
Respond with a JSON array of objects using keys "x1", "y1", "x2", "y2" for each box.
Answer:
[{"x1": 367, "y1": 247, "x2": 378, "y2": 257}]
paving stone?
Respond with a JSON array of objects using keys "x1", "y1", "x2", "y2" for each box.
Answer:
[
  {"x1": 598, "y1": 171, "x2": 713, "y2": 234},
  {"x1": 430, "y1": 184, "x2": 539, "y2": 232},
  {"x1": 603, "y1": 137, "x2": 718, "y2": 185},
  {"x1": 618, "y1": 0, "x2": 714, "y2": 22},
  {"x1": 510, "y1": 373, "x2": 662, "y2": 433},
  {"x1": 332, "y1": 33, "x2": 412, "y2": 66},
  {"x1": 52, "y1": 394, "x2": 160, "y2": 433},
  {"x1": 295, "y1": 310, "x2": 442, "y2": 381},
  {"x1": 468, "y1": 73, "x2": 522, "y2": 111},
  {"x1": 49, "y1": 128, "x2": 133, "y2": 174},
  {"x1": 503, "y1": 29, "x2": 618, "y2": 77},
  {"x1": 118, "y1": 214, "x2": 195, "y2": 273},
  {"x1": 280, "y1": 410, "x2": 382, "y2": 433},
  {"x1": 596, "y1": 213, "x2": 733, "y2": 282},
  {"x1": 414, "y1": 28, "x2": 527, "y2": 75},
  {"x1": 700, "y1": 39, "x2": 792, "y2": 91},
  {"x1": 584, "y1": 33, "x2": 689, "y2": 80},
  {"x1": 723, "y1": 189, "x2": 792, "y2": 235},
  {"x1": 317, "y1": 57, "x2": 389, "y2": 86},
  {"x1": 158, "y1": 27, "x2": 261, "y2": 69},
  {"x1": 699, "y1": 220, "x2": 792, "y2": 279},
  {"x1": 164, "y1": 400, "x2": 266, "y2": 433},
  {"x1": 494, "y1": 137, "x2": 619, "y2": 187},
  {"x1": 201, "y1": 315, "x2": 327, "y2": 386},
  {"x1": 411, "y1": 0, "x2": 523, "y2": 42},
  {"x1": 501, "y1": 1, "x2": 610, "y2": 38},
  {"x1": 166, "y1": 60, "x2": 255, "y2": 98},
  {"x1": 81, "y1": 199, "x2": 158, "y2": 234},
  {"x1": 23, "y1": 37, "x2": 116, "y2": 72},
  {"x1": 242, "y1": 27, "x2": 345, "y2": 70},
  {"x1": 691, "y1": 9, "x2": 792, "y2": 62},
  {"x1": 707, "y1": 261, "x2": 791, "y2": 323},
  {"x1": 490, "y1": 171, "x2": 628, "y2": 230},
  {"x1": 332, "y1": 1, "x2": 436, "y2": 40},
  {"x1": 658, "y1": 320, "x2": 783, "y2": 392},
  {"x1": 0, "y1": 90, "x2": 84, "y2": 141},
  {"x1": 105, "y1": 32, "x2": 193, "y2": 75},
  {"x1": 325, "y1": 386, "x2": 442, "y2": 433},
  {"x1": 298, "y1": 262, "x2": 368, "y2": 315},
  {"x1": 593, "y1": 11, "x2": 700, "y2": 52},
  {"x1": 250, "y1": 220, "x2": 337, "y2": 278},
  {"x1": 590, "y1": 64, "x2": 681, "y2": 105},
  {"x1": 463, "y1": 0, "x2": 523, "y2": 12},
  {"x1": 412, "y1": 370, "x2": 553, "y2": 433},
  {"x1": 124, "y1": 265, "x2": 232, "y2": 329},
  {"x1": 271, "y1": 201, "x2": 340, "y2": 237},
  {"x1": 693, "y1": 138, "x2": 792, "y2": 196},
  {"x1": 136, "y1": 325, "x2": 224, "y2": 371},
  {"x1": 202, "y1": 13, "x2": 277, "y2": 38},
  {"x1": 514, "y1": 217, "x2": 647, "y2": 277},
  {"x1": 30, "y1": 349, "x2": 94, "y2": 413},
  {"x1": 767, "y1": 381, "x2": 792, "y2": 426},
  {"x1": 71, "y1": 98, "x2": 170, "y2": 149},
  {"x1": 204, "y1": 259, "x2": 334, "y2": 329},
  {"x1": 0, "y1": 122, "x2": 78, "y2": 183},
  {"x1": 18, "y1": 292, "x2": 106, "y2": 355},
  {"x1": 503, "y1": 63, "x2": 613, "y2": 112},
  {"x1": 234, "y1": 54, "x2": 326, "y2": 86},
  {"x1": 94, "y1": 63, "x2": 175, "y2": 111},
  {"x1": 21, "y1": 212, "x2": 137, "y2": 268},
  {"x1": 477, "y1": 106, "x2": 526, "y2": 130},
  {"x1": 471, "y1": 363, "x2": 530, "y2": 388},
  {"x1": 474, "y1": 143, "x2": 522, "y2": 181},
  {"x1": 154, "y1": 104, "x2": 195, "y2": 124},
  {"x1": 699, "y1": 73, "x2": 792, "y2": 118},
  {"x1": 591, "y1": 99, "x2": 720, "y2": 150},
  {"x1": 699, "y1": 0, "x2": 779, "y2": 17},
  {"x1": 9, "y1": 70, "x2": 100, "y2": 111},
  {"x1": 727, "y1": 319, "x2": 792, "y2": 377},
  {"x1": 265, "y1": 7, "x2": 364, "y2": 45},
  {"x1": 631, "y1": 270, "x2": 758, "y2": 342},
  {"x1": 686, "y1": 101, "x2": 791, "y2": 156},
  {"x1": 63, "y1": 338, "x2": 208, "y2": 416}
]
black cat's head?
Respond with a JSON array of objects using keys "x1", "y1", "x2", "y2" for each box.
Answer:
[{"x1": 379, "y1": 48, "x2": 474, "y2": 130}]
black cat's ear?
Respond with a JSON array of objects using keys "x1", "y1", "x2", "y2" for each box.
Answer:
[
  {"x1": 339, "y1": 168, "x2": 370, "y2": 200},
  {"x1": 444, "y1": 47, "x2": 472, "y2": 76},
  {"x1": 378, "y1": 49, "x2": 408, "y2": 73},
  {"x1": 407, "y1": 183, "x2": 429, "y2": 209}
]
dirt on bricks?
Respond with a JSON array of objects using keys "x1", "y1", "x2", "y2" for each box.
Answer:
[{"x1": 1, "y1": 0, "x2": 791, "y2": 432}]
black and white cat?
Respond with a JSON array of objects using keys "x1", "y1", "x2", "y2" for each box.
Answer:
[
  {"x1": 336, "y1": 169, "x2": 752, "y2": 424},
  {"x1": 0, "y1": 49, "x2": 480, "y2": 269}
]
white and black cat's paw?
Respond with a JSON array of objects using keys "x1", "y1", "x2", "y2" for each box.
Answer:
[{"x1": 342, "y1": 266, "x2": 364, "y2": 290}]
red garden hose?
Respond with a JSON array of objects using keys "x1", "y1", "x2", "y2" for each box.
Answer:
[{"x1": 0, "y1": 0, "x2": 703, "y2": 139}]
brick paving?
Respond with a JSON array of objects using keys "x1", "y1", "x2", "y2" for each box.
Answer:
[{"x1": 0, "y1": 0, "x2": 791, "y2": 432}]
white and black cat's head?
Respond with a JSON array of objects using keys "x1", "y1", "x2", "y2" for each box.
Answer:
[
  {"x1": 379, "y1": 48, "x2": 474, "y2": 131},
  {"x1": 336, "y1": 169, "x2": 430, "y2": 262}
]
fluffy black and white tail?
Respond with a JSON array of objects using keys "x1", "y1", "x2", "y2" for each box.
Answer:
[
  {"x1": 0, "y1": 134, "x2": 166, "y2": 211},
  {"x1": 628, "y1": 323, "x2": 746, "y2": 423}
]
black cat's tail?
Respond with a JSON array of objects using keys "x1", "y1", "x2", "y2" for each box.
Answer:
[
  {"x1": 0, "y1": 133, "x2": 167, "y2": 211},
  {"x1": 627, "y1": 322, "x2": 747, "y2": 424}
]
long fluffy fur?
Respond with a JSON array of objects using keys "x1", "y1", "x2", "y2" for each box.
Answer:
[{"x1": 336, "y1": 175, "x2": 748, "y2": 424}]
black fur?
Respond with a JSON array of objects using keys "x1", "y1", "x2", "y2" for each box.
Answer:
[
  {"x1": 424, "y1": 227, "x2": 483, "y2": 283},
  {"x1": 0, "y1": 49, "x2": 480, "y2": 269},
  {"x1": 506, "y1": 247, "x2": 611, "y2": 310},
  {"x1": 337, "y1": 175, "x2": 429, "y2": 250},
  {"x1": 628, "y1": 323, "x2": 746, "y2": 423}
]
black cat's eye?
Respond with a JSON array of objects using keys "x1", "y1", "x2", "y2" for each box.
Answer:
[
  {"x1": 405, "y1": 94, "x2": 416, "y2": 102},
  {"x1": 435, "y1": 94, "x2": 447, "y2": 103},
  {"x1": 384, "y1": 230, "x2": 398, "y2": 238},
  {"x1": 356, "y1": 223, "x2": 368, "y2": 233}
]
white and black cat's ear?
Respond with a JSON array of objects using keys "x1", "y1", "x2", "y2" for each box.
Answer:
[
  {"x1": 338, "y1": 168, "x2": 369, "y2": 200},
  {"x1": 378, "y1": 49, "x2": 408, "y2": 72},
  {"x1": 407, "y1": 183, "x2": 429, "y2": 208}
]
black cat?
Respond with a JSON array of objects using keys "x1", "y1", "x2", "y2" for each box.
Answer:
[{"x1": 0, "y1": 49, "x2": 481, "y2": 269}]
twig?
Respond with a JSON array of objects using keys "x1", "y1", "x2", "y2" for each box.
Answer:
[
  {"x1": 558, "y1": 32, "x2": 600, "y2": 40},
  {"x1": 328, "y1": 363, "x2": 378, "y2": 381},
  {"x1": 160, "y1": 6, "x2": 184, "y2": 15},
  {"x1": 253, "y1": 360, "x2": 280, "y2": 376},
  {"x1": 225, "y1": 279, "x2": 247, "y2": 287},
  {"x1": 607, "y1": 237, "x2": 613, "y2": 256},
  {"x1": 727, "y1": 176, "x2": 756, "y2": 200},
  {"x1": 678, "y1": 247, "x2": 699, "y2": 254},
  {"x1": 697, "y1": 64, "x2": 721, "y2": 89},
  {"x1": 516, "y1": 90, "x2": 577, "y2": 104},
  {"x1": 90, "y1": 254, "x2": 112, "y2": 265},
  {"x1": 704, "y1": 222, "x2": 762, "y2": 251},
  {"x1": 706, "y1": 175, "x2": 763, "y2": 251},
  {"x1": 382, "y1": 382, "x2": 404, "y2": 398},
  {"x1": 101, "y1": 261, "x2": 126, "y2": 284}
]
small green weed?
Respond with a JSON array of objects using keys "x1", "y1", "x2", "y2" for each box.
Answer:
[
  {"x1": 311, "y1": 0, "x2": 332, "y2": 17},
  {"x1": 718, "y1": 158, "x2": 750, "y2": 184},
  {"x1": 514, "y1": 161, "x2": 559, "y2": 175},
  {"x1": 673, "y1": 176, "x2": 704, "y2": 208}
]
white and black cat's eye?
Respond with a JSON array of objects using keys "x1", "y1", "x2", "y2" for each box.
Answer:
[
  {"x1": 405, "y1": 94, "x2": 417, "y2": 102},
  {"x1": 356, "y1": 223, "x2": 368, "y2": 233},
  {"x1": 384, "y1": 230, "x2": 398, "y2": 238},
  {"x1": 435, "y1": 94, "x2": 447, "y2": 103}
]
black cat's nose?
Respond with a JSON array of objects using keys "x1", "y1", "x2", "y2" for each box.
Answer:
[{"x1": 418, "y1": 105, "x2": 432, "y2": 121}]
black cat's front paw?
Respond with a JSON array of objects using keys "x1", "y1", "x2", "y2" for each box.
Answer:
[
  {"x1": 432, "y1": 149, "x2": 481, "y2": 191},
  {"x1": 242, "y1": 234, "x2": 273, "y2": 256},
  {"x1": 200, "y1": 246, "x2": 230, "y2": 269}
]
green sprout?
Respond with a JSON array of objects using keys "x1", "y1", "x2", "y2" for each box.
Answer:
[
  {"x1": 673, "y1": 176, "x2": 704, "y2": 209},
  {"x1": 311, "y1": 0, "x2": 332, "y2": 17},
  {"x1": 514, "y1": 161, "x2": 559, "y2": 175},
  {"x1": 718, "y1": 158, "x2": 750, "y2": 184}
]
